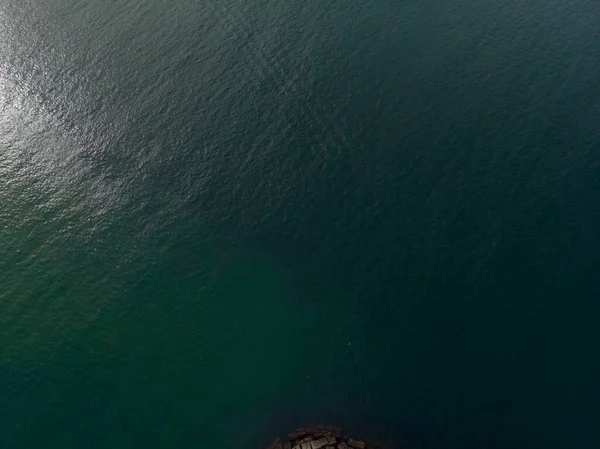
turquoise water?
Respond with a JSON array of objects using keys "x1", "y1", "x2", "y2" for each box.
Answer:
[{"x1": 1, "y1": 0, "x2": 600, "y2": 448}]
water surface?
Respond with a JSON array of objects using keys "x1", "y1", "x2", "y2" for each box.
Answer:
[{"x1": 1, "y1": 0, "x2": 600, "y2": 448}]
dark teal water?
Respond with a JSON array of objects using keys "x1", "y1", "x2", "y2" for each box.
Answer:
[{"x1": 1, "y1": 0, "x2": 600, "y2": 448}]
